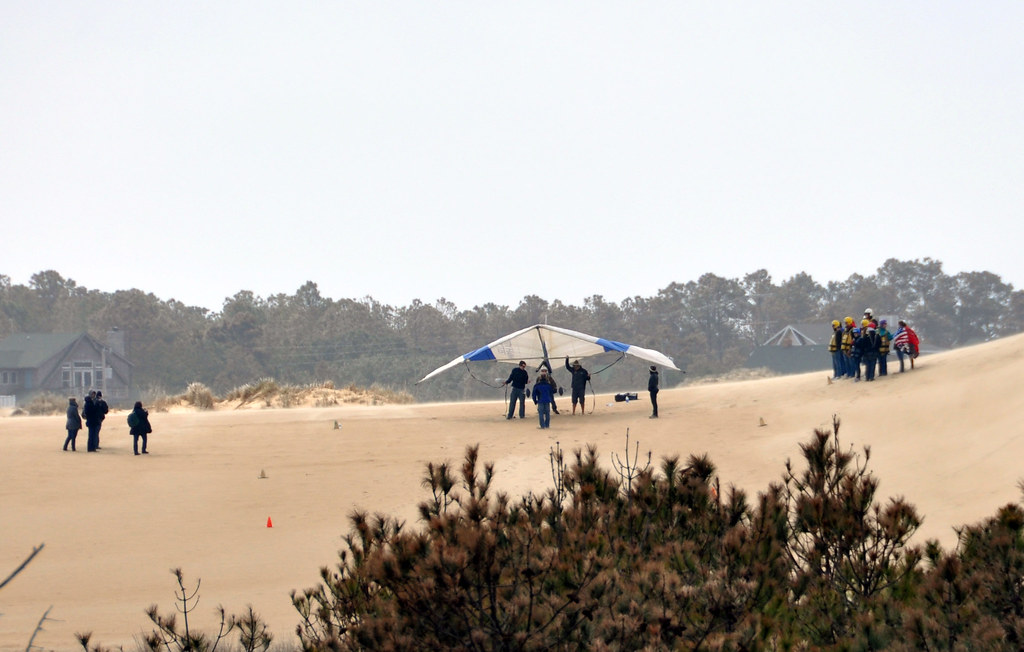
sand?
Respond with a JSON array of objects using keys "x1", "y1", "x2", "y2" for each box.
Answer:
[{"x1": 2, "y1": 333, "x2": 1023, "y2": 651}]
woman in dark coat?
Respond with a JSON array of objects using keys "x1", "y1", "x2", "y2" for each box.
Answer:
[
  {"x1": 128, "y1": 401, "x2": 152, "y2": 455},
  {"x1": 64, "y1": 397, "x2": 82, "y2": 451}
]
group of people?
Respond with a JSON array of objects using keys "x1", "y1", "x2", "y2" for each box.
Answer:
[
  {"x1": 501, "y1": 356, "x2": 662, "y2": 427},
  {"x1": 828, "y1": 309, "x2": 920, "y2": 382},
  {"x1": 502, "y1": 356, "x2": 593, "y2": 428},
  {"x1": 63, "y1": 390, "x2": 153, "y2": 455}
]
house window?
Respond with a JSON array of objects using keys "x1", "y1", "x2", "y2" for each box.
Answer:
[
  {"x1": 1, "y1": 371, "x2": 7, "y2": 384},
  {"x1": 62, "y1": 362, "x2": 95, "y2": 389},
  {"x1": 8, "y1": 371, "x2": 15, "y2": 385}
]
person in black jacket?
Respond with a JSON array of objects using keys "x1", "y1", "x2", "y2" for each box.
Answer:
[
  {"x1": 128, "y1": 401, "x2": 152, "y2": 455},
  {"x1": 860, "y1": 326, "x2": 881, "y2": 381},
  {"x1": 502, "y1": 361, "x2": 530, "y2": 420},
  {"x1": 64, "y1": 397, "x2": 82, "y2": 451},
  {"x1": 564, "y1": 357, "x2": 591, "y2": 415},
  {"x1": 94, "y1": 390, "x2": 109, "y2": 450},
  {"x1": 82, "y1": 391, "x2": 101, "y2": 452},
  {"x1": 648, "y1": 366, "x2": 660, "y2": 418}
]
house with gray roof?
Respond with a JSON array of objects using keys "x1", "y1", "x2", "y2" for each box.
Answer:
[
  {"x1": 0, "y1": 330, "x2": 133, "y2": 406},
  {"x1": 744, "y1": 322, "x2": 834, "y2": 375}
]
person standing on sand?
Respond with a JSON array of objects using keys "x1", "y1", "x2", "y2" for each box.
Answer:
[
  {"x1": 128, "y1": 401, "x2": 152, "y2": 455},
  {"x1": 828, "y1": 320, "x2": 844, "y2": 380},
  {"x1": 532, "y1": 368, "x2": 555, "y2": 429},
  {"x1": 82, "y1": 391, "x2": 101, "y2": 452},
  {"x1": 565, "y1": 357, "x2": 591, "y2": 414},
  {"x1": 648, "y1": 365, "x2": 660, "y2": 418},
  {"x1": 841, "y1": 318, "x2": 856, "y2": 378},
  {"x1": 94, "y1": 390, "x2": 109, "y2": 449},
  {"x1": 861, "y1": 326, "x2": 881, "y2": 381},
  {"x1": 64, "y1": 397, "x2": 82, "y2": 451},
  {"x1": 850, "y1": 327, "x2": 864, "y2": 381},
  {"x1": 535, "y1": 359, "x2": 561, "y2": 414},
  {"x1": 877, "y1": 319, "x2": 892, "y2": 376},
  {"x1": 502, "y1": 361, "x2": 530, "y2": 420},
  {"x1": 892, "y1": 320, "x2": 920, "y2": 372}
]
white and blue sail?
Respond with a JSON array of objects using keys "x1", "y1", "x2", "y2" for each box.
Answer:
[{"x1": 416, "y1": 324, "x2": 679, "y2": 383}]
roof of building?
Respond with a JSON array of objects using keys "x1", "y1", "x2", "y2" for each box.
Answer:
[{"x1": 0, "y1": 332, "x2": 87, "y2": 368}]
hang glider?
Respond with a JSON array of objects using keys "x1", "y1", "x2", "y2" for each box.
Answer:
[{"x1": 416, "y1": 324, "x2": 680, "y2": 384}]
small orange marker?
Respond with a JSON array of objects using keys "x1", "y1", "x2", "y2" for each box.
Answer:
[{"x1": 266, "y1": 517, "x2": 273, "y2": 528}]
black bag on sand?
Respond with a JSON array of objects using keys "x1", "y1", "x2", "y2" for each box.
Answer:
[{"x1": 614, "y1": 393, "x2": 638, "y2": 402}]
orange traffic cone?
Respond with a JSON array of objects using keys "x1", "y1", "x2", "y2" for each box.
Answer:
[{"x1": 266, "y1": 517, "x2": 273, "y2": 528}]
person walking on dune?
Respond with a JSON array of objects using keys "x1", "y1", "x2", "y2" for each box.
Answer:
[
  {"x1": 63, "y1": 397, "x2": 82, "y2": 451},
  {"x1": 565, "y1": 357, "x2": 591, "y2": 415},
  {"x1": 502, "y1": 361, "x2": 530, "y2": 420}
]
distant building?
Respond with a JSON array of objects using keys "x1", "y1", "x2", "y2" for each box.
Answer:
[
  {"x1": 0, "y1": 330, "x2": 133, "y2": 406},
  {"x1": 744, "y1": 322, "x2": 834, "y2": 375}
]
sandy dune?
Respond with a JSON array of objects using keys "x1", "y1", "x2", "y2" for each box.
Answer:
[{"x1": 2, "y1": 333, "x2": 1023, "y2": 651}]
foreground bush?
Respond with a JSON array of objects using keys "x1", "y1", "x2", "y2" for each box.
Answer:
[{"x1": 290, "y1": 418, "x2": 935, "y2": 650}]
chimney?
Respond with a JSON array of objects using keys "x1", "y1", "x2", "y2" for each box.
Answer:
[{"x1": 106, "y1": 327, "x2": 126, "y2": 357}]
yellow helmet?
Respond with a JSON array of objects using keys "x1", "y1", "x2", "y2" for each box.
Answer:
[
  {"x1": 844, "y1": 316, "x2": 854, "y2": 325},
  {"x1": 831, "y1": 319, "x2": 840, "y2": 328},
  {"x1": 861, "y1": 319, "x2": 870, "y2": 327}
]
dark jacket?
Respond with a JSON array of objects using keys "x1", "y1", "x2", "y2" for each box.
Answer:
[
  {"x1": 860, "y1": 331, "x2": 881, "y2": 355},
  {"x1": 648, "y1": 370, "x2": 659, "y2": 393},
  {"x1": 129, "y1": 407, "x2": 152, "y2": 436},
  {"x1": 95, "y1": 397, "x2": 109, "y2": 422},
  {"x1": 66, "y1": 402, "x2": 82, "y2": 431},
  {"x1": 82, "y1": 397, "x2": 102, "y2": 427},
  {"x1": 565, "y1": 359, "x2": 590, "y2": 391},
  {"x1": 505, "y1": 367, "x2": 529, "y2": 390}
]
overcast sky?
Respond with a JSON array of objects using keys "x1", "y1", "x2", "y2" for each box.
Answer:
[{"x1": 3, "y1": 3, "x2": 1022, "y2": 313}]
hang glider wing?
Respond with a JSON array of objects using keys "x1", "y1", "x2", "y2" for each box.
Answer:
[{"x1": 416, "y1": 324, "x2": 679, "y2": 383}]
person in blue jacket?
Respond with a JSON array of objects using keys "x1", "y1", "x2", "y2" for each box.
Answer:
[{"x1": 532, "y1": 367, "x2": 556, "y2": 429}]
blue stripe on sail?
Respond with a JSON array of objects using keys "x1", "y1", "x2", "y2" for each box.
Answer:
[
  {"x1": 596, "y1": 338, "x2": 630, "y2": 353},
  {"x1": 465, "y1": 346, "x2": 497, "y2": 362}
]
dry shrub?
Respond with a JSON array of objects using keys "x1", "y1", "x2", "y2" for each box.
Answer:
[
  {"x1": 227, "y1": 377, "x2": 280, "y2": 404},
  {"x1": 184, "y1": 382, "x2": 215, "y2": 409},
  {"x1": 313, "y1": 390, "x2": 339, "y2": 407},
  {"x1": 22, "y1": 392, "x2": 67, "y2": 416},
  {"x1": 368, "y1": 384, "x2": 415, "y2": 404}
]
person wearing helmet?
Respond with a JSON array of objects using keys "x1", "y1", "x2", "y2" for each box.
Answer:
[
  {"x1": 828, "y1": 320, "x2": 844, "y2": 380},
  {"x1": 850, "y1": 327, "x2": 865, "y2": 381},
  {"x1": 841, "y1": 319, "x2": 856, "y2": 378}
]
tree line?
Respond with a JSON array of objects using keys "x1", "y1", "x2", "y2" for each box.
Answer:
[{"x1": 2, "y1": 257, "x2": 1022, "y2": 402}]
